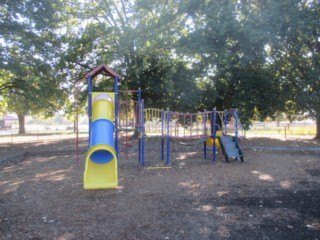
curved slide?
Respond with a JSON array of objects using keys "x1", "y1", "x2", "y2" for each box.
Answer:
[{"x1": 83, "y1": 92, "x2": 118, "y2": 189}]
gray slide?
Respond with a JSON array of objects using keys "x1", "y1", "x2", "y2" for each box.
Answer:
[{"x1": 218, "y1": 135, "x2": 244, "y2": 162}]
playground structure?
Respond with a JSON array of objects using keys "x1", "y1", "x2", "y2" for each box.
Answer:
[
  {"x1": 82, "y1": 65, "x2": 120, "y2": 189},
  {"x1": 79, "y1": 64, "x2": 244, "y2": 189},
  {"x1": 142, "y1": 108, "x2": 244, "y2": 165}
]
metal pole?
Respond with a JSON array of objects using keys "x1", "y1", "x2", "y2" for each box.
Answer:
[
  {"x1": 138, "y1": 88, "x2": 142, "y2": 102},
  {"x1": 138, "y1": 88, "x2": 142, "y2": 164},
  {"x1": 141, "y1": 100, "x2": 145, "y2": 166},
  {"x1": 190, "y1": 114, "x2": 192, "y2": 137},
  {"x1": 138, "y1": 101, "x2": 141, "y2": 164},
  {"x1": 115, "y1": 76, "x2": 119, "y2": 157},
  {"x1": 166, "y1": 109, "x2": 170, "y2": 165},
  {"x1": 213, "y1": 110, "x2": 217, "y2": 161},
  {"x1": 138, "y1": 136, "x2": 141, "y2": 163},
  {"x1": 203, "y1": 110, "x2": 207, "y2": 159},
  {"x1": 285, "y1": 126, "x2": 287, "y2": 139},
  {"x1": 224, "y1": 109, "x2": 228, "y2": 135},
  {"x1": 203, "y1": 110, "x2": 207, "y2": 137},
  {"x1": 76, "y1": 82, "x2": 79, "y2": 165},
  {"x1": 88, "y1": 75, "x2": 92, "y2": 147},
  {"x1": 138, "y1": 88, "x2": 142, "y2": 132},
  {"x1": 235, "y1": 110, "x2": 238, "y2": 145},
  {"x1": 161, "y1": 110, "x2": 164, "y2": 161}
]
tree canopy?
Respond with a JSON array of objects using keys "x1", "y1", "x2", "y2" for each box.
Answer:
[
  {"x1": 0, "y1": 0, "x2": 66, "y2": 133},
  {"x1": 0, "y1": 0, "x2": 319, "y2": 137}
]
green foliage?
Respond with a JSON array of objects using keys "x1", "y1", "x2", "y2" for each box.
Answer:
[
  {"x1": 0, "y1": 0, "x2": 319, "y2": 137},
  {"x1": 0, "y1": 98, "x2": 7, "y2": 114},
  {"x1": 177, "y1": 0, "x2": 319, "y2": 133},
  {"x1": 0, "y1": 0, "x2": 67, "y2": 133},
  {"x1": 63, "y1": 0, "x2": 197, "y2": 112}
]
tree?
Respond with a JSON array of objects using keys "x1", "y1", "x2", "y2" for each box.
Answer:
[
  {"x1": 178, "y1": 0, "x2": 320, "y2": 136},
  {"x1": 5, "y1": 94, "x2": 29, "y2": 133},
  {"x1": 3, "y1": 64, "x2": 66, "y2": 133},
  {"x1": 263, "y1": 0, "x2": 320, "y2": 138},
  {"x1": 63, "y1": 0, "x2": 320, "y2": 138},
  {"x1": 61, "y1": 0, "x2": 203, "y2": 112},
  {"x1": 177, "y1": 0, "x2": 280, "y2": 127},
  {"x1": 0, "y1": 0, "x2": 66, "y2": 133}
]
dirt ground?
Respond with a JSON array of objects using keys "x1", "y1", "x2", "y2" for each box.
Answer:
[{"x1": 0, "y1": 136, "x2": 319, "y2": 240}]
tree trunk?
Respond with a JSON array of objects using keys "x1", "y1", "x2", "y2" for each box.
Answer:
[
  {"x1": 18, "y1": 114, "x2": 26, "y2": 134},
  {"x1": 316, "y1": 117, "x2": 320, "y2": 140}
]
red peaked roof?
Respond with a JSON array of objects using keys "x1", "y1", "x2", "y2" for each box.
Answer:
[{"x1": 85, "y1": 64, "x2": 121, "y2": 80}]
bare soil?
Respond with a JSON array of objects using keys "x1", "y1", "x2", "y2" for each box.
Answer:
[{"x1": 0, "y1": 136, "x2": 320, "y2": 240}]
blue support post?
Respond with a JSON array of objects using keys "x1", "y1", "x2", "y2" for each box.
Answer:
[
  {"x1": 138, "y1": 101, "x2": 141, "y2": 164},
  {"x1": 138, "y1": 137, "x2": 141, "y2": 163},
  {"x1": 88, "y1": 75, "x2": 93, "y2": 147},
  {"x1": 141, "y1": 100, "x2": 145, "y2": 166},
  {"x1": 166, "y1": 109, "x2": 170, "y2": 165},
  {"x1": 161, "y1": 110, "x2": 164, "y2": 161},
  {"x1": 138, "y1": 88, "x2": 142, "y2": 164},
  {"x1": 203, "y1": 110, "x2": 207, "y2": 159},
  {"x1": 203, "y1": 110, "x2": 207, "y2": 137}
]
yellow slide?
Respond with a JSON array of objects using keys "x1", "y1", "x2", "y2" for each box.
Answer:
[
  {"x1": 206, "y1": 130, "x2": 221, "y2": 148},
  {"x1": 83, "y1": 92, "x2": 118, "y2": 189}
]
